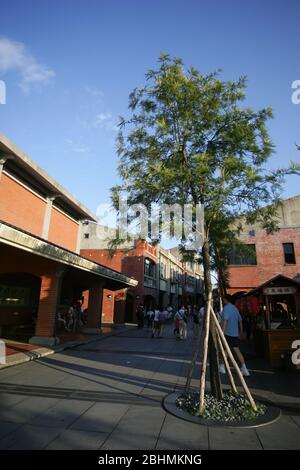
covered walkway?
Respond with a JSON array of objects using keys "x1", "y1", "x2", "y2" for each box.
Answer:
[{"x1": 0, "y1": 221, "x2": 137, "y2": 347}]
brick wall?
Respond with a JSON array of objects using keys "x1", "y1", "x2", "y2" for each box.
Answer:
[
  {"x1": 0, "y1": 244, "x2": 61, "y2": 336},
  {"x1": 0, "y1": 173, "x2": 79, "y2": 253},
  {"x1": 80, "y1": 241, "x2": 158, "y2": 323},
  {"x1": 48, "y1": 207, "x2": 78, "y2": 252},
  {"x1": 227, "y1": 227, "x2": 300, "y2": 294},
  {"x1": 0, "y1": 173, "x2": 46, "y2": 237},
  {"x1": 102, "y1": 289, "x2": 115, "y2": 323}
]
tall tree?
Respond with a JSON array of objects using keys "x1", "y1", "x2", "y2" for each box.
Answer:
[{"x1": 112, "y1": 54, "x2": 299, "y2": 402}]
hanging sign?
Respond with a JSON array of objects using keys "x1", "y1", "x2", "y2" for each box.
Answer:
[{"x1": 263, "y1": 286, "x2": 297, "y2": 295}]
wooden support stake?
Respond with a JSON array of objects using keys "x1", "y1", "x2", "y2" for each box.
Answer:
[
  {"x1": 199, "y1": 295, "x2": 212, "y2": 415},
  {"x1": 185, "y1": 336, "x2": 200, "y2": 393},
  {"x1": 210, "y1": 306, "x2": 257, "y2": 412},
  {"x1": 216, "y1": 329, "x2": 238, "y2": 394}
]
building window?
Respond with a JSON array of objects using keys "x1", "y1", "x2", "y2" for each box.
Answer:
[
  {"x1": 160, "y1": 263, "x2": 167, "y2": 279},
  {"x1": 84, "y1": 233, "x2": 89, "y2": 239},
  {"x1": 283, "y1": 243, "x2": 296, "y2": 264},
  {"x1": 227, "y1": 244, "x2": 257, "y2": 265},
  {"x1": 144, "y1": 258, "x2": 156, "y2": 278}
]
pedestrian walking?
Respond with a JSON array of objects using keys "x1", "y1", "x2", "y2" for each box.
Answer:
[
  {"x1": 152, "y1": 308, "x2": 161, "y2": 338},
  {"x1": 192, "y1": 306, "x2": 201, "y2": 338},
  {"x1": 175, "y1": 307, "x2": 187, "y2": 339},
  {"x1": 199, "y1": 304, "x2": 205, "y2": 332},
  {"x1": 219, "y1": 295, "x2": 250, "y2": 376},
  {"x1": 57, "y1": 311, "x2": 67, "y2": 330},
  {"x1": 146, "y1": 308, "x2": 154, "y2": 328},
  {"x1": 166, "y1": 304, "x2": 174, "y2": 321},
  {"x1": 67, "y1": 303, "x2": 75, "y2": 331},
  {"x1": 136, "y1": 304, "x2": 144, "y2": 329},
  {"x1": 173, "y1": 316, "x2": 180, "y2": 339},
  {"x1": 158, "y1": 309, "x2": 166, "y2": 337}
]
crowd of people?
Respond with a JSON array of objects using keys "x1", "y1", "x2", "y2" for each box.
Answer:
[
  {"x1": 136, "y1": 296, "x2": 251, "y2": 376},
  {"x1": 135, "y1": 303, "x2": 205, "y2": 340},
  {"x1": 57, "y1": 300, "x2": 88, "y2": 332},
  {"x1": 56, "y1": 295, "x2": 250, "y2": 377}
]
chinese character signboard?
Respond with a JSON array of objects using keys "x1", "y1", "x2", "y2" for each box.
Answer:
[{"x1": 263, "y1": 286, "x2": 297, "y2": 296}]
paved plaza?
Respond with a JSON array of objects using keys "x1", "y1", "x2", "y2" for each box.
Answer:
[{"x1": 0, "y1": 324, "x2": 299, "y2": 450}]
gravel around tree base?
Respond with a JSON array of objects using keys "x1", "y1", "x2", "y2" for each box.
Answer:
[{"x1": 176, "y1": 391, "x2": 267, "y2": 422}]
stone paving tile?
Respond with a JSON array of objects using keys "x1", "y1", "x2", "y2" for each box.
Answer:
[
  {"x1": 101, "y1": 405, "x2": 166, "y2": 450},
  {"x1": 71, "y1": 402, "x2": 130, "y2": 433},
  {"x1": 208, "y1": 426, "x2": 263, "y2": 450},
  {"x1": 0, "y1": 396, "x2": 60, "y2": 424},
  {"x1": 52, "y1": 375, "x2": 91, "y2": 390},
  {"x1": 46, "y1": 429, "x2": 108, "y2": 450},
  {"x1": 0, "y1": 367, "x2": 24, "y2": 381},
  {"x1": 0, "y1": 420, "x2": 21, "y2": 439},
  {"x1": 256, "y1": 415, "x2": 300, "y2": 450},
  {"x1": 0, "y1": 392, "x2": 27, "y2": 408},
  {"x1": 29, "y1": 398, "x2": 94, "y2": 429},
  {"x1": 0, "y1": 424, "x2": 62, "y2": 449},
  {"x1": 0, "y1": 324, "x2": 299, "y2": 450},
  {"x1": 156, "y1": 413, "x2": 209, "y2": 450},
  {"x1": 1, "y1": 372, "x2": 66, "y2": 387},
  {"x1": 291, "y1": 415, "x2": 300, "y2": 428}
]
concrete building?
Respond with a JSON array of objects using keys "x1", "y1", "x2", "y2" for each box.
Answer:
[
  {"x1": 0, "y1": 133, "x2": 137, "y2": 345},
  {"x1": 227, "y1": 195, "x2": 300, "y2": 295},
  {"x1": 80, "y1": 222, "x2": 204, "y2": 323}
]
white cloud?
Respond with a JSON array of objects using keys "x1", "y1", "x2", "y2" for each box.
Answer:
[
  {"x1": 85, "y1": 86, "x2": 104, "y2": 98},
  {"x1": 94, "y1": 112, "x2": 118, "y2": 131},
  {"x1": 0, "y1": 37, "x2": 55, "y2": 93},
  {"x1": 66, "y1": 139, "x2": 90, "y2": 154},
  {"x1": 94, "y1": 112, "x2": 112, "y2": 126}
]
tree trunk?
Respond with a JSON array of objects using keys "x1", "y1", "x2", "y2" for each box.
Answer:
[{"x1": 202, "y1": 237, "x2": 223, "y2": 400}]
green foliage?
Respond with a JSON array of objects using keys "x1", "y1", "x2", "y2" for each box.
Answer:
[
  {"x1": 110, "y1": 54, "x2": 300, "y2": 401},
  {"x1": 112, "y1": 54, "x2": 299, "y2": 251}
]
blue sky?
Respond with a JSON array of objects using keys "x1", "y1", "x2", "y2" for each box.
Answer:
[{"x1": 0, "y1": 0, "x2": 299, "y2": 215}]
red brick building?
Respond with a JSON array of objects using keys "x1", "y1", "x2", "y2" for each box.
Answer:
[
  {"x1": 81, "y1": 238, "x2": 158, "y2": 324},
  {"x1": 0, "y1": 133, "x2": 137, "y2": 345},
  {"x1": 81, "y1": 224, "x2": 204, "y2": 324},
  {"x1": 227, "y1": 196, "x2": 300, "y2": 295}
]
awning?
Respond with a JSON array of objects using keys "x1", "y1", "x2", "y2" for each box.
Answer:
[{"x1": 0, "y1": 221, "x2": 138, "y2": 291}]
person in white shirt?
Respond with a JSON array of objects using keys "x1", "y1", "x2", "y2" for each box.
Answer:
[
  {"x1": 175, "y1": 307, "x2": 187, "y2": 339},
  {"x1": 146, "y1": 309, "x2": 154, "y2": 328},
  {"x1": 166, "y1": 305, "x2": 173, "y2": 321},
  {"x1": 152, "y1": 308, "x2": 161, "y2": 338}
]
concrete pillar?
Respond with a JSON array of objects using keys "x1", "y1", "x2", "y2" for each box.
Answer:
[
  {"x1": 42, "y1": 196, "x2": 56, "y2": 240},
  {"x1": 29, "y1": 268, "x2": 63, "y2": 346},
  {"x1": 76, "y1": 220, "x2": 83, "y2": 254},
  {"x1": 82, "y1": 281, "x2": 105, "y2": 334}
]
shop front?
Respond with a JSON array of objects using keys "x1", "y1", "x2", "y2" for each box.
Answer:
[
  {"x1": 241, "y1": 275, "x2": 300, "y2": 368},
  {"x1": 0, "y1": 221, "x2": 137, "y2": 345}
]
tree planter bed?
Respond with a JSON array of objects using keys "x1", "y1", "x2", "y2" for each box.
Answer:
[{"x1": 163, "y1": 391, "x2": 281, "y2": 428}]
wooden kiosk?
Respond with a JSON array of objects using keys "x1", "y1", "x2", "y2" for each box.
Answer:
[{"x1": 248, "y1": 275, "x2": 300, "y2": 368}]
